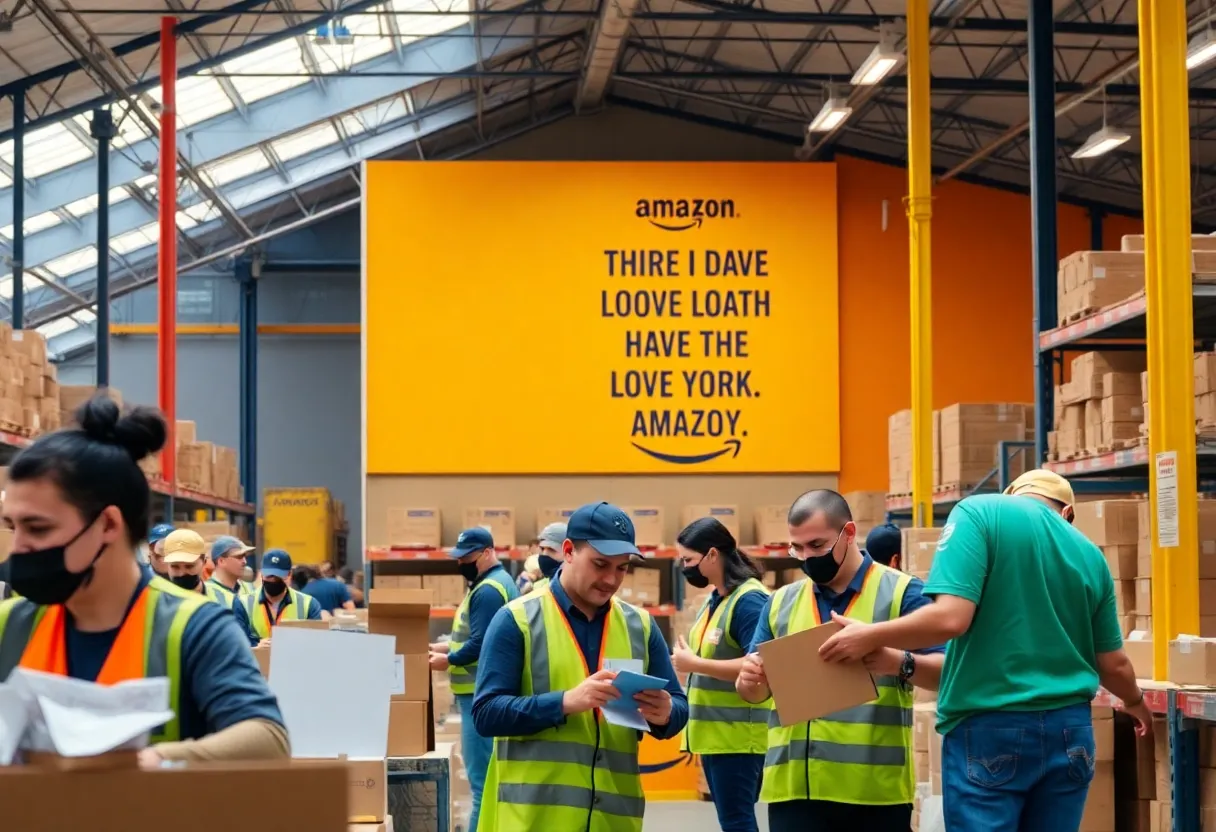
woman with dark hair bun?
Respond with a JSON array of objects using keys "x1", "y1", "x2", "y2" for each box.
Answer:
[
  {"x1": 0, "y1": 393, "x2": 289, "y2": 764},
  {"x1": 671, "y1": 516, "x2": 770, "y2": 832}
]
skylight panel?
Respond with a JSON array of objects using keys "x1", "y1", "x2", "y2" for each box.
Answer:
[
  {"x1": 183, "y1": 200, "x2": 222, "y2": 225},
  {"x1": 146, "y1": 75, "x2": 237, "y2": 127},
  {"x1": 37, "y1": 317, "x2": 80, "y2": 340},
  {"x1": 0, "y1": 210, "x2": 64, "y2": 240},
  {"x1": 392, "y1": 0, "x2": 471, "y2": 46},
  {"x1": 0, "y1": 273, "x2": 46, "y2": 299},
  {"x1": 63, "y1": 186, "x2": 134, "y2": 219},
  {"x1": 204, "y1": 148, "x2": 273, "y2": 186},
  {"x1": 74, "y1": 309, "x2": 97, "y2": 324},
  {"x1": 313, "y1": 7, "x2": 395, "y2": 71},
  {"x1": 0, "y1": 170, "x2": 10, "y2": 187},
  {"x1": 5, "y1": 124, "x2": 93, "y2": 178},
  {"x1": 43, "y1": 246, "x2": 98, "y2": 278},
  {"x1": 272, "y1": 122, "x2": 341, "y2": 162},
  {"x1": 340, "y1": 96, "x2": 409, "y2": 135},
  {"x1": 222, "y1": 38, "x2": 311, "y2": 103},
  {"x1": 110, "y1": 222, "x2": 159, "y2": 255}
]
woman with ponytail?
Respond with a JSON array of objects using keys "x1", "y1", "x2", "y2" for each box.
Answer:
[
  {"x1": 672, "y1": 516, "x2": 770, "y2": 832},
  {"x1": 0, "y1": 393, "x2": 289, "y2": 764}
]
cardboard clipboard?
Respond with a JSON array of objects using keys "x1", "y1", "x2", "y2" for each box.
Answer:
[{"x1": 757, "y1": 620, "x2": 878, "y2": 726}]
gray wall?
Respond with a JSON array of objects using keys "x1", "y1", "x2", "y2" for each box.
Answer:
[{"x1": 59, "y1": 106, "x2": 802, "y2": 564}]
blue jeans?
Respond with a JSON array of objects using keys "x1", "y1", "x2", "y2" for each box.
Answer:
[
  {"x1": 942, "y1": 703, "x2": 1095, "y2": 832},
  {"x1": 458, "y1": 694, "x2": 494, "y2": 832},
  {"x1": 701, "y1": 753, "x2": 764, "y2": 832}
]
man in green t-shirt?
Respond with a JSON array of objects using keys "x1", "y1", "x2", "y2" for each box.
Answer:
[{"x1": 819, "y1": 469, "x2": 1151, "y2": 831}]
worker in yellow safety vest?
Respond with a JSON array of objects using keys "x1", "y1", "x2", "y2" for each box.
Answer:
[
  {"x1": 207, "y1": 535, "x2": 255, "y2": 600},
  {"x1": 470, "y1": 502, "x2": 690, "y2": 832},
  {"x1": 671, "y1": 516, "x2": 771, "y2": 832},
  {"x1": 736, "y1": 490, "x2": 945, "y2": 832},
  {"x1": 242, "y1": 550, "x2": 322, "y2": 641},
  {"x1": 162, "y1": 529, "x2": 260, "y2": 645},
  {"x1": 525, "y1": 521, "x2": 566, "y2": 597}
]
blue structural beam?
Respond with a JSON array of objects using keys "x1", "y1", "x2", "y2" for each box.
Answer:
[
  {"x1": 0, "y1": 24, "x2": 581, "y2": 228},
  {"x1": 90, "y1": 107, "x2": 116, "y2": 387},
  {"x1": 236, "y1": 260, "x2": 258, "y2": 504},
  {"x1": 260, "y1": 260, "x2": 359, "y2": 273},
  {"x1": 1028, "y1": 0, "x2": 1058, "y2": 466},
  {"x1": 1090, "y1": 208, "x2": 1106, "y2": 251},
  {"x1": 11, "y1": 88, "x2": 25, "y2": 330}
]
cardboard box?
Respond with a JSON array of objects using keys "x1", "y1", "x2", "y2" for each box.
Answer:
[
  {"x1": 1074, "y1": 500, "x2": 1141, "y2": 547},
  {"x1": 341, "y1": 758, "x2": 387, "y2": 823},
  {"x1": 624, "y1": 506, "x2": 664, "y2": 548},
  {"x1": 387, "y1": 700, "x2": 432, "y2": 757},
  {"x1": 1057, "y1": 251, "x2": 1145, "y2": 325},
  {"x1": 386, "y1": 508, "x2": 442, "y2": 549},
  {"x1": 422, "y1": 575, "x2": 466, "y2": 608},
  {"x1": 463, "y1": 507, "x2": 516, "y2": 548},
  {"x1": 619, "y1": 566, "x2": 663, "y2": 605},
  {"x1": 902, "y1": 527, "x2": 942, "y2": 574},
  {"x1": 681, "y1": 505, "x2": 740, "y2": 540},
  {"x1": 754, "y1": 505, "x2": 789, "y2": 547},
  {"x1": 536, "y1": 506, "x2": 577, "y2": 532},
  {"x1": 1169, "y1": 637, "x2": 1216, "y2": 685},
  {"x1": 367, "y1": 589, "x2": 432, "y2": 702},
  {"x1": 1080, "y1": 761, "x2": 1115, "y2": 831}
]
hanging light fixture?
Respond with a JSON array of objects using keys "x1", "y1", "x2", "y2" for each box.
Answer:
[
  {"x1": 1071, "y1": 88, "x2": 1130, "y2": 159},
  {"x1": 852, "y1": 24, "x2": 904, "y2": 87},
  {"x1": 808, "y1": 97, "x2": 853, "y2": 133},
  {"x1": 1188, "y1": 27, "x2": 1216, "y2": 71}
]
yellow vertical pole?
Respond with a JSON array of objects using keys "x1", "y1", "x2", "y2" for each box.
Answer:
[
  {"x1": 907, "y1": 0, "x2": 934, "y2": 528},
  {"x1": 1141, "y1": 0, "x2": 1199, "y2": 680}
]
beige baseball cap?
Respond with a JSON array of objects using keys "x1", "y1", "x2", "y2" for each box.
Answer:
[
  {"x1": 1003, "y1": 469, "x2": 1075, "y2": 506},
  {"x1": 162, "y1": 529, "x2": 207, "y2": 564}
]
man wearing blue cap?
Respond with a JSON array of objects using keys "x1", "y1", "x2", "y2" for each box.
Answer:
[
  {"x1": 472, "y1": 502, "x2": 689, "y2": 832},
  {"x1": 242, "y1": 549, "x2": 322, "y2": 642},
  {"x1": 428, "y1": 526, "x2": 519, "y2": 832},
  {"x1": 208, "y1": 535, "x2": 255, "y2": 601},
  {"x1": 146, "y1": 522, "x2": 175, "y2": 578},
  {"x1": 865, "y1": 523, "x2": 903, "y2": 572}
]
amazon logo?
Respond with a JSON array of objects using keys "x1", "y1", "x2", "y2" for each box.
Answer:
[
  {"x1": 636, "y1": 197, "x2": 737, "y2": 232},
  {"x1": 630, "y1": 409, "x2": 745, "y2": 466}
]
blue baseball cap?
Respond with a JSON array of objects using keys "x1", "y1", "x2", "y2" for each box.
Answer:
[
  {"x1": 566, "y1": 502, "x2": 641, "y2": 558},
  {"x1": 866, "y1": 524, "x2": 903, "y2": 567},
  {"x1": 451, "y1": 527, "x2": 494, "y2": 558},
  {"x1": 211, "y1": 535, "x2": 253, "y2": 561},
  {"x1": 148, "y1": 523, "x2": 175, "y2": 545},
  {"x1": 261, "y1": 549, "x2": 293, "y2": 579}
]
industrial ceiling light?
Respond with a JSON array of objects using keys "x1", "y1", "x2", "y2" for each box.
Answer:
[
  {"x1": 1188, "y1": 28, "x2": 1216, "y2": 71},
  {"x1": 851, "y1": 25, "x2": 904, "y2": 87},
  {"x1": 1071, "y1": 125, "x2": 1132, "y2": 159},
  {"x1": 808, "y1": 97, "x2": 853, "y2": 133}
]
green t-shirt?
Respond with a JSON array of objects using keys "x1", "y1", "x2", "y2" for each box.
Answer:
[{"x1": 925, "y1": 494, "x2": 1123, "y2": 735}]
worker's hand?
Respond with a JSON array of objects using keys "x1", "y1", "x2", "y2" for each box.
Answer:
[
  {"x1": 259, "y1": 638, "x2": 271, "y2": 648},
  {"x1": 562, "y1": 669, "x2": 620, "y2": 715},
  {"x1": 737, "y1": 652, "x2": 767, "y2": 689},
  {"x1": 429, "y1": 641, "x2": 450, "y2": 654},
  {"x1": 635, "y1": 688, "x2": 673, "y2": 727},
  {"x1": 671, "y1": 634, "x2": 698, "y2": 674},
  {"x1": 861, "y1": 647, "x2": 904, "y2": 677},
  {"x1": 137, "y1": 748, "x2": 164, "y2": 769},
  {"x1": 1119, "y1": 694, "x2": 1154, "y2": 738},
  {"x1": 819, "y1": 612, "x2": 879, "y2": 663},
  {"x1": 428, "y1": 651, "x2": 450, "y2": 672}
]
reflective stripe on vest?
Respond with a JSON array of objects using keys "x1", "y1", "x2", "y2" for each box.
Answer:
[
  {"x1": 683, "y1": 578, "x2": 771, "y2": 755},
  {"x1": 449, "y1": 577, "x2": 512, "y2": 695},
  {"x1": 0, "y1": 576, "x2": 207, "y2": 744},
  {"x1": 204, "y1": 582, "x2": 233, "y2": 606},
  {"x1": 759, "y1": 566, "x2": 915, "y2": 806},
  {"x1": 244, "y1": 588, "x2": 313, "y2": 639},
  {"x1": 478, "y1": 587, "x2": 652, "y2": 832}
]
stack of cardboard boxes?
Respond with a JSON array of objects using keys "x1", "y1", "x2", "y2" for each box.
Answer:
[
  {"x1": 0, "y1": 329, "x2": 61, "y2": 437},
  {"x1": 1051, "y1": 351, "x2": 1147, "y2": 460},
  {"x1": 902, "y1": 527, "x2": 941, "y2": 584},
  {"x1": 1056, "y1": 251, "x2": 1148, "y2": 324},
  {"x1": 366, "y1": 589, "x2": 434, "y2": 758},
  {"x1": 1073, "y1": 500, "x2": 1144, "y2": 637},
  {"x1": 888, "y1": 404, "x2": 1033, "y2": 494}
]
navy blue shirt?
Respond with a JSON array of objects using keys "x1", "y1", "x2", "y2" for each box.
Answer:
[
  {"x1": 472, "y1": 571, "x2": 690, "y2": 740},
  {"x1": 748, "y1": 555, "x2": 947, "y2": 655},
  {"x1": 249, "y1": 586, "x2": 324, "y2": 632},
  {"x1": 64, "y1": 566, "x2": 284, "y2": 740},
  {"x1": 448, "y1": 564, "x2": 518, "y2": 671},
  {"x1": 694, "y1": 585, "x2": 768, "y2": 651},
  {"x1": 302, "y1": 577, "x2": 353, "y2": 614}
]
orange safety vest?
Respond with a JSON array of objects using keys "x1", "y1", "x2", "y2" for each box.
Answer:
[{"x1": 18, "y1": 589, "x2": 149, "y2": 683}]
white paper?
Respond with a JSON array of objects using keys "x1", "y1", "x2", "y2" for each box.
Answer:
[
  {"x1": 1155, "y1": 451, "x2": 1180, "y2": 548},
  {"x1": 0, "y1": 685, "x2": 29, "y2": 764},
  {"x1": 4, "y1": 669, "x2": 172, "y2": 757},
  {"x1": 601, "y1": 703, "x2": 650, "y2": 731},
  {"x1": 391, "y1": 655, "x2": 406, "y2": 696},
  {"x1": 604, "y1": 658, "x2": 643, "y2": 675},
  {"x1": 269, "y1": 627, "x2": 396, "y2": 758}
]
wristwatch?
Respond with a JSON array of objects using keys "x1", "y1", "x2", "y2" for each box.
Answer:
[{"x1": 898, "y1": 651, "x2": 916, "y2": 682}]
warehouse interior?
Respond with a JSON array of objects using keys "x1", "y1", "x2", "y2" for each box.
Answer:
[{"x1": 0, "y1": 0, "x2": 1213, "y2": 829}]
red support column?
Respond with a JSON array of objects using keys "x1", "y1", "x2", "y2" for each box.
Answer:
[{"x1": 158, "y1": 16, "x2": 178, "y2": 487}]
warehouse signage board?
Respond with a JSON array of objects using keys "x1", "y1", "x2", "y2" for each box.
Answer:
[{"x1": 363, "y1": 161, "x2": 840, "y2": 475}]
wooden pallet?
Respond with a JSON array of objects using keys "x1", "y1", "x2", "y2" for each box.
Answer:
[
  {"x1": 0, "y1": 420, "x2": 30, "y2": 438},
  {"x1": 1062, "y1": 307, "x2": 1098, "y2": 325},
  {"x1": 1095, "y1": 438, "x2": 1144, "y2": 454},
  {"x1": 935, "y1": 482, "x2": 980, "y2": 495}
]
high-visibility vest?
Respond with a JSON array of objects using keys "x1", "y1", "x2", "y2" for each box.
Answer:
[
  {"x1": 760, "y1": 564, "x2": 915, "y2": 806},
  {"x1": 0, "y1": 576, "x2": 208, "y2": 744},
  {"x1": 203, "y1": 581, "x2": 234, "y2": 606},
  {"x1": 243, "y1": 589, "x2": 316, "y2": 639},
  {"x1": 478, "y1": 588, "x2": 653, "y2": 832},
  {"x1": 682, "y1": 577, "x2": 771, "y2": 755},
  {"x1": 449, "y1": 574, "x2": 513, "y2": 695}
]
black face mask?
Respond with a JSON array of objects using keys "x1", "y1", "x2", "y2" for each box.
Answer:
[
  {"x1": 458, "y1": 561, "x2": 481, "y2": 583},
  {"x1": 171, "y1": 573, "x2": 201, "y2": 591},
  {"x1": 263, "y1": 580, "x2": 287, "y2": 598},
  {"x1": 682, "y1": 560, "x2": 711, "y2": 589},
  {"x1": 538, "y1": 554, "x2": 562, "y2": 580},
  {"x1": 9, "y1": 516, "x2": 106, "y2": 606},
  {"x1": 800, "y1": 530, "x2": 845, "y2": 585}
]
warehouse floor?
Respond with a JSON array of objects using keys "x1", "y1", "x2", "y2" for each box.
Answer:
[{"x1": 642, "y1": 800, "x2": 770, "y2": 830}]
